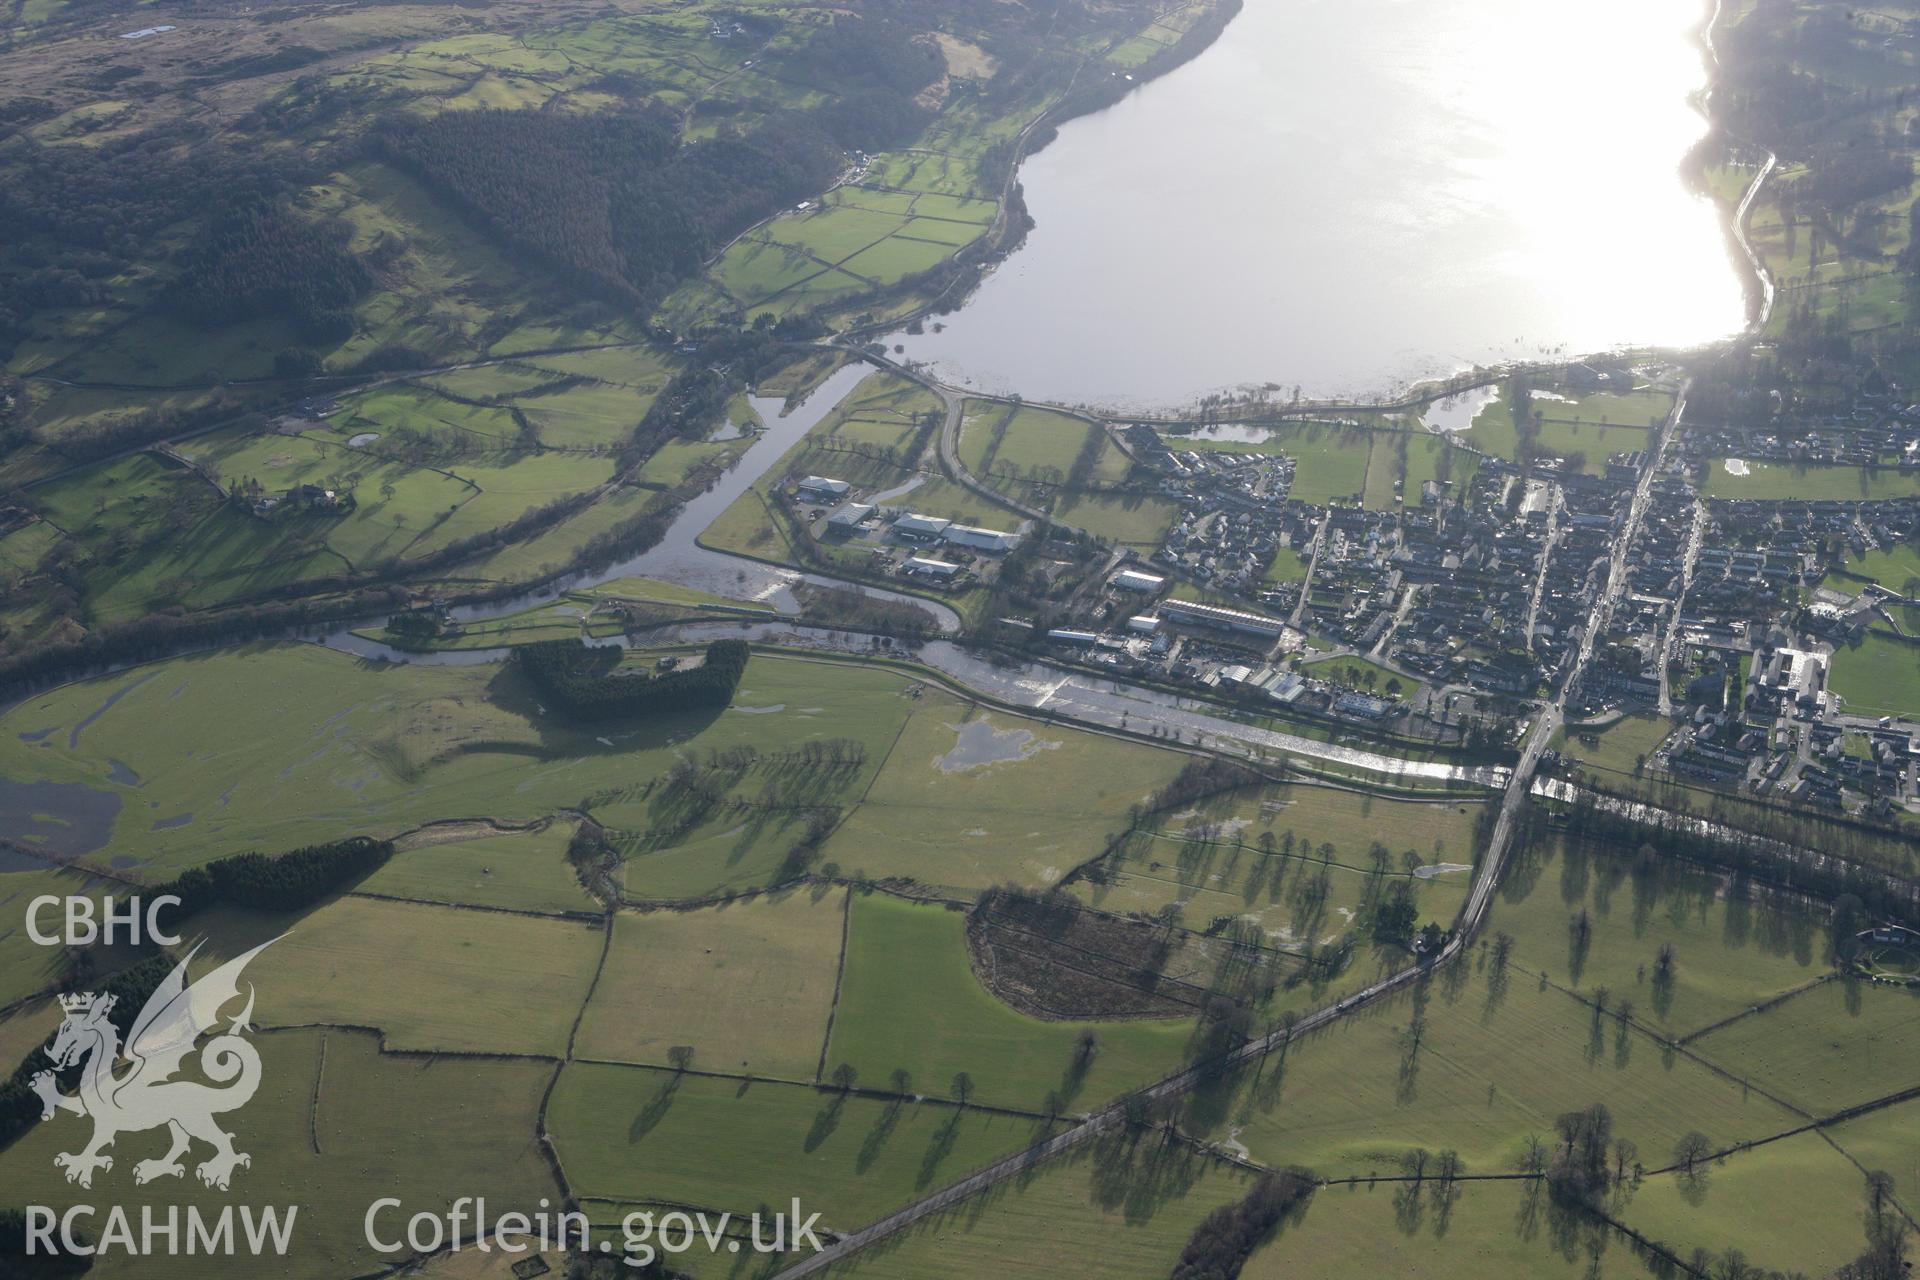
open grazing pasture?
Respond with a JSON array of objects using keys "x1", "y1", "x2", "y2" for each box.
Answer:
[
  {"x1": 826, "y1": 1142, "x2": 1256, "y2": 1280},
  {"x1": 1825, "y1": 1095, "x2": 1920, "y2": 1208},
  {"x1": 1211, "y1": 969, "x2": 1798, "y2": 1180},
  {"x1": 1484, "y1": 836, "x2": 1828, "y2": 1038},
  {"x1": 823, "y1": 893, "x2": 1199, "y2": 1114},
  {"x1": 0, "y1": 865, "x2": 127, "y2": 1006},
  {"x1": 1244, "y1": 1178, "x2": 1651, "y2": 1279},
  {"x1": 576, "y1": 889, "x2": 848, "y2": 1080},
  {"x1": 1685, "y1": 978, "x2": 1920, "y2": 1113},
  {"x1": 1068, "y1": 784, "x2": 1480, "y2": 950},
  {"x1": 0, "y1": 644, "x2": 918, "y2": 886},
  {"x1": 0, "y1": 1028, "x2": 556, "y2": 1280},
  {"x1": 824, "y1": 702, "x2": 1184, "y2": 894},
  {"x1": 549, "y1": 1064, "x2": 1037, "y2": 1231},
  {"x1": 1615, "y1": 1131, "x2": 1873, "y2": 1277},
  {"x1": 190, "y1": 896, "x2": 603, "y2": 1057},
  {"x1": 359, "y1": 823, "x2": 598, "y2": 914}
]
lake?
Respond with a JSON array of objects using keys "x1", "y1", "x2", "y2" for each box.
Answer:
[{"x1": 889, "y1": 0, "x2": 1746, "y2": 408}]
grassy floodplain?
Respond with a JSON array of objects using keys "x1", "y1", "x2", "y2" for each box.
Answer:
[
  {"x1": 1685, "y1": 978, "x2": 1920, "y2": 1113},
  {"x1": 576, "y1": 889, "x2": 848, "y2": 1080},
  {"x1": 188, "y1": 896, "x2": 604, "y2": 1056},
  {"x1": 1244, "y1": 1178, "x2": 1651, "y2": 1280},
  {"x1": 1201, "y1": 967, "x2": 1797, "y2": 1180},
  {"x1": 1615, "y1": 1131, "x2": 1872, "y2": 1277},
  {"x1": 549, "y1": 1063, "x2": 1041, "y2": 1231},
  {"x1": 826, "y1": 1143, "x2": 1256, "y2": 1280},
  {"x1": 1067, "y1": 784, "x2": 1481, "y2": 947},
  {"x1": 822, "y1": 703, "x2": 1185, "y2": 894},
  {"x1": 358, "y1": 824, "x2": 599, "y2": 913},
  {"x1": 824, "y1": 893, "x2": 1201, "y2": 1114},
  {"x1": 1827, "y1": 541, "x2": 1920, "y2": 594},
  {"x1": 0, "y1": 1028, "x2": 557, "y2": 1280},
  {"x1": 1485, "y1": 835, "x2": 1828, "y2": 1039}
]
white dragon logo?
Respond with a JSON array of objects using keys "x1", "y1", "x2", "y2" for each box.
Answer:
[{"x1": 30, "y1": 937, "x2": 281, "y2": 1191}]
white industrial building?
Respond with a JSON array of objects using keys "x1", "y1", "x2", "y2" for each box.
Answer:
[
  {"x1": 1112, "y1": 569, "x2": 1166, "y2": 594},
  {"x1": 796, "y1": 476, "x2": 852, "y2": 502},
  {"x1": 826, "y1": 502, "x2": 875, "y2": 532},
  {"x1": 893, "y1": 513, "x2": 952, "y2": 541},
  {"x1": 905, "y1": 556, "x2": 963, "y2": 580},
  {"x1": 1160, "y1": 598, "x2": 1286, "y2": 640},
  {"x1": 942, "y1": 523, "x2": 1021, "y2": 553}
]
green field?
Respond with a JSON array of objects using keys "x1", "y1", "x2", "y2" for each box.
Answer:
[
  {"x1": 1466, "y1": 388, "x2": 1666, "y2": 475},
  {"x1": 1069, "y1": 784, "x2": 1480, "y2": 951},
  {"x1": 1177, "y1": 423, "x2": 1372, "y2": 505},
  {"x1": 1702, "y1": 459, "x2": 1920, "y2": 501},
  {"x1": 1558, "y1": 714, "x2": 1674, "y2": 776},
  {"x1": 576, "y1": 890, "x2": 848, "y2": 1080},
  {"x1": 1825, "y1": 1094, "x2": 1920, "y2": 1213},
  {"x1": 1301, "y1": 654, "x2": 1419, "y2": 699},
  {"x1": 1828, "y1": 540, "x2": 1920, "y2": 595},
  {"x1": 189, "y1": 895, "x2": 604, "y2": 1056},
  {"x1": 824, "y1": 893, "x2": 1199, "y2": 1113},
  {"x1": 1361, "y1": 431, "x2": 1478, "y2": 509},
  {"x1": 827, "y1": 1143, "x2": 1254, "y2": 1280},
  {"x1": 358, "y1": 825, "x2": 599, "y2": 913},
  {"x1": 1485, "y1": 835, "x2": 1827, "y2": 1038},
  {"x1": 0, "y1": 996, "x2": 61, "y2": 1067},
  {"x1": 0, "y1": 1028, "x2": 557, "y2": 1280},
  {"x1": 958, "y1": 402, "x2": 1130, "y2": 487},
  {"x1": 1616, "y1": 1130, "x2": 1872, "y2": 1277},
  {"x1": 1826, "y1": 629, "x2": 1920, "y2": 719},
  {"x1": 1687, "y1": 978, "x2": 1920, "y2": 1112},
  {"x1": 550, "y1": 1063, "x2": 1038, "y2": 1230},
  {"x1": 823, "y1": 702, "x2": 1183, "y2": 894},
  {"x1": 1245, "y1": 1178, "x2": 1650, "y2": 1279},
  {"x1": 1207, "y1": 967, "x2": 1797, "y2": 1179}
]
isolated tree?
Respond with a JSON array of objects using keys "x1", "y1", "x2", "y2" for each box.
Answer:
[
  {"x1": 950, "y1": 1071, "x2": 974, "y2": 1109},
  {"x1": 1674, "y1": 1130, "x2": 1714, "y2": 1177},
  {"x1": 666, "y1": 1045, "x2": 694, "y2": 1072},
  {"x1": 831, "y1": 1063, "x2": 858, "y2": 1093},
  {"x1": 1075, "y1": 1028, "x2": 1099, "y2": 1067},
  {"x1": 1612, "y1": 1138, "x2": 1638, "y2": 1188}
]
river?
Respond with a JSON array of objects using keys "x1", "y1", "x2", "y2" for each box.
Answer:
[{"x1": 889, "y1": 0, "x2": 1746, "y2": 407}]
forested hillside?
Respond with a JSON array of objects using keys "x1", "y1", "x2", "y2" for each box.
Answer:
[{"x1": 0, "y1": 0, "x2": 1218, "y2": 679}]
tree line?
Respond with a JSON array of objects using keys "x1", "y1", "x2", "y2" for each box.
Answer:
[
  {"x1": 1168, "y1": 1167, "x2": 1314, "y2": 1280},
  {"x1": 151, "y1": 835, "x2": 393, "y2": 920}
]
